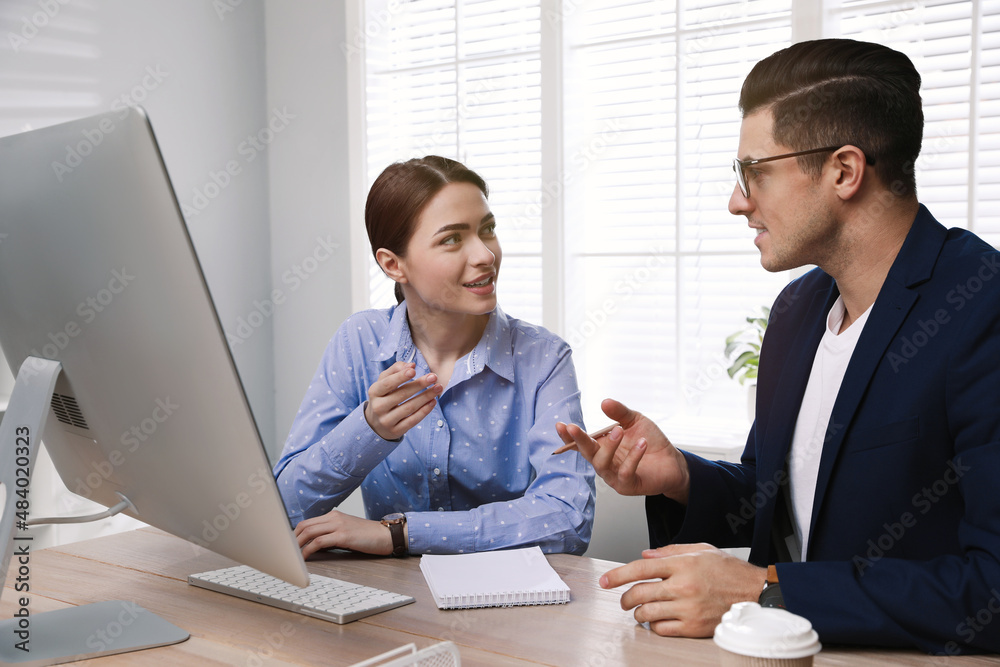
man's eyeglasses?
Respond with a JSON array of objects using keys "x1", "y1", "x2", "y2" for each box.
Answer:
[{"x1": 733, "y1": 146, "x2": 872, "y2": 198}]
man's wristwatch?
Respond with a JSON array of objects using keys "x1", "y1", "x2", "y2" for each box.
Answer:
[
  {"x1": 759, "y1": 564, "x2": 785, "y2": 609},
  {"x1": 380, "y1": 513, "x2": 407, "y2": 557}
]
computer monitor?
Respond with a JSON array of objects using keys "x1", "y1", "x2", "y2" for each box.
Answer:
[{"x1": 0, "y1": 107, "x2": 309, "y2": 663}]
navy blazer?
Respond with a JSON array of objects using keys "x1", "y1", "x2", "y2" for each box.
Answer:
[{"x1": 647, "y1": 205, "x2": 1000, "y2": 654}]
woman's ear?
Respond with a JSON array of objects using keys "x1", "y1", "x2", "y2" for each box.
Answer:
[{"x1": 375, "y1": 248, "x2": 407, "y2": 284}]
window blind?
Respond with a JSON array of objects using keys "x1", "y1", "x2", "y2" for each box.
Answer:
[
  {"x1": 365, "y1": 0, "x2": 544, "y2": 322},
  {"x1": 982, "y1": 1, "x2": 1000, "y2": 248},
  {"x1": 359, "y1": 0, "x2": 999, "y2": 430},
  {"x1": 831, "y1": 0, "x2": 1000, "y2": 248},
  {"x1": 562, "y1": 1, "x2": 794, "y2": 425}
]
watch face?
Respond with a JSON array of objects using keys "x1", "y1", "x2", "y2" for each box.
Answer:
[
  {"x1": 382, "y1": 512, "x2": 406, "y2": 523},
  {"x1": 759, "y1": 583, "x2": 785, "y2": 609}
]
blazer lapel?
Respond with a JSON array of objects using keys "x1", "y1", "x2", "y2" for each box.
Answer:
[
  {"x1": 760, "y1": 286, "x2": 838, "y2": 476},
  {"x1": 753, "y1": 281, "x2": 837, "y2": 561},
  {"x1": 805, "y1": 206, "x2": 947, "y2": 555}
]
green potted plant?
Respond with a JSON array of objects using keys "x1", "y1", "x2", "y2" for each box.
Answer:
[{"x1": 725, "y1": 306, "x2": 769, "y2": 419}]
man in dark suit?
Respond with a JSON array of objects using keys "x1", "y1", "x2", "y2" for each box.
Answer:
[{"x1": 556, "y1": 38, "x2": 1000, "y2": 654}]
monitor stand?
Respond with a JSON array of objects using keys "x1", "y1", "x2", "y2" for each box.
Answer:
[{"x1": 0, "y1": 357, "x2": 189, "y2": 666}]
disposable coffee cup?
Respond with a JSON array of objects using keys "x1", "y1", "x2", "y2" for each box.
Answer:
[{"x1": 713, "y1": 602, "x2": 821, "y2": 667}]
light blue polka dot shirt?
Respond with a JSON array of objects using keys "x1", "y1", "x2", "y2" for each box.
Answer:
[{"x1": 273, "y1": 303, "x2": 596, "y2": 555}]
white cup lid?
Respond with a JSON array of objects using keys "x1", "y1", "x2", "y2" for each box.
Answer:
[{"x1": 713, "y1": 602, "x2": 822, "y2": 659}]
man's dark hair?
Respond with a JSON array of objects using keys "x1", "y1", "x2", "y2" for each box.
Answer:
[{"x1": 739, "y1": 38, "x2": 923, "y2": 197}]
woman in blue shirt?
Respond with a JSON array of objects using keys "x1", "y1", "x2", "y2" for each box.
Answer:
[{"x1": 273, "y1": 156, "x2": 596, "y2": 557}]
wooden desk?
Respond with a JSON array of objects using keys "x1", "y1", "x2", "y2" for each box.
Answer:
[{"x1": 3, "y1": 528, "x2": 998, "y2": 666}]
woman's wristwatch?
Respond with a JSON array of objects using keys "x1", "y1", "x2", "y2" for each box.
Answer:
[
  {"x1": 758, "y1": 564, "x2": 785, "y2": 608},
  {"x1": 380, "y1": 512, "x2": 408, "y2": 557}
]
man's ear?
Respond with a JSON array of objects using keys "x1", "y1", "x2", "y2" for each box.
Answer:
[
  {"x1": 830, "y1": 145, "x2": 868, "y2": 201},
  {"x1": 375, "y1": 248, "x2": 407, "y2": 284}
]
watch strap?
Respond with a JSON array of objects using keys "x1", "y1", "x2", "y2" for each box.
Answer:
[
  {"x1": 381, "y1": 515, "x2": 407, "y2": 557},
  {"x1": 759, "y1": 565, "x2": 784, "y2": 609}
]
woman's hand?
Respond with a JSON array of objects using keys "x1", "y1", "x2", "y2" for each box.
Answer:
[
  {"x1": 364, "y1": 361, "x2": 442, "y2": 440},
  {"x1": 294, "y1": 509, "x2": 397, "y2": 558}
]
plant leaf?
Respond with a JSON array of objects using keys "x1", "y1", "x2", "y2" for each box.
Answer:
[{"x1": 727, "y1": 350, "x2": 756, "y2": 375}]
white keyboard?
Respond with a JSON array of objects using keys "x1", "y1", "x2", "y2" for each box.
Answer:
[{"x1": 188, "y1": 564, "x2": 415, "y2": 624}]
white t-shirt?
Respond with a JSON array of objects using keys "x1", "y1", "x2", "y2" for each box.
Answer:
[{"x1": 788, "y1": 295, "x2": 873, "y2": 561}]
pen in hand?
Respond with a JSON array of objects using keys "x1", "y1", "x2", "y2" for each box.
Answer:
[{"x1": 552, "y1": 424, "x2": 616, "y2": 455}]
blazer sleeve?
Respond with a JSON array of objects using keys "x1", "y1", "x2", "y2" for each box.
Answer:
[{"x1": 646, "y1": 442, "x2": 758, "y2": 551}]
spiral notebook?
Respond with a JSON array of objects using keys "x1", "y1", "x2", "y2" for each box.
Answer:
[{"x1": 419, "y1": 546, "x2": 571, "y2": 609}]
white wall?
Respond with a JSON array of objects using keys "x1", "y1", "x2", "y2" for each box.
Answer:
[
  {"x1": 264, "y1": 0, "x2": 354, "y2": 459},
  {"x1": 263, "y1": 1, "x2": 364, "y2": 517}
]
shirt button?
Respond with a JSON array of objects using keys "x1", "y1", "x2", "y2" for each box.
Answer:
[
  {"x1": 436, "y1": 419, "x2": 444, "y2": 428},
  {"x1": 433, "y1": 467, "x2": 441, "y2": 476}
]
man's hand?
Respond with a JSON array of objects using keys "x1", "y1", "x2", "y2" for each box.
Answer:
[
  {"x1": 600, "y1": 543, "x2": 767, "y2": 637},
  {"x1": 555, "y1": 398, "x2": 690, "y2": 502},
  {"x1": 294, "y1": 509, "x2": 395, "y2": 558},
  {"x1": 365, "y1": 361, "x2": 442, "y2": 441}
]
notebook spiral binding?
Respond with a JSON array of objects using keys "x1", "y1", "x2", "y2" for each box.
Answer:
[{"x1": 443, "y1": 588, "x2": 571, "y2": 609}]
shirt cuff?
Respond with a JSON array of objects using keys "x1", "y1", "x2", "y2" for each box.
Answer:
[{"x1": 404, "y1": 509, "x2": 478, "y2": 554}]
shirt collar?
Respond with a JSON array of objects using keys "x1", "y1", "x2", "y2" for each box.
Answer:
[
  {"x1": 374, "y1": 301, "x2": 417, "y2": 363},
  {"x1": 468, "y1": 307, "x2": 515, "y2": 383},
  {"x1": 372, "y1": 302, "x2": 515, "y2": 383}
]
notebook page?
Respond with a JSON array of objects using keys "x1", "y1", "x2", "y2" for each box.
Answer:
[{"x1": 419, "y1": 546, "x2": 570, "y2": 609}]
